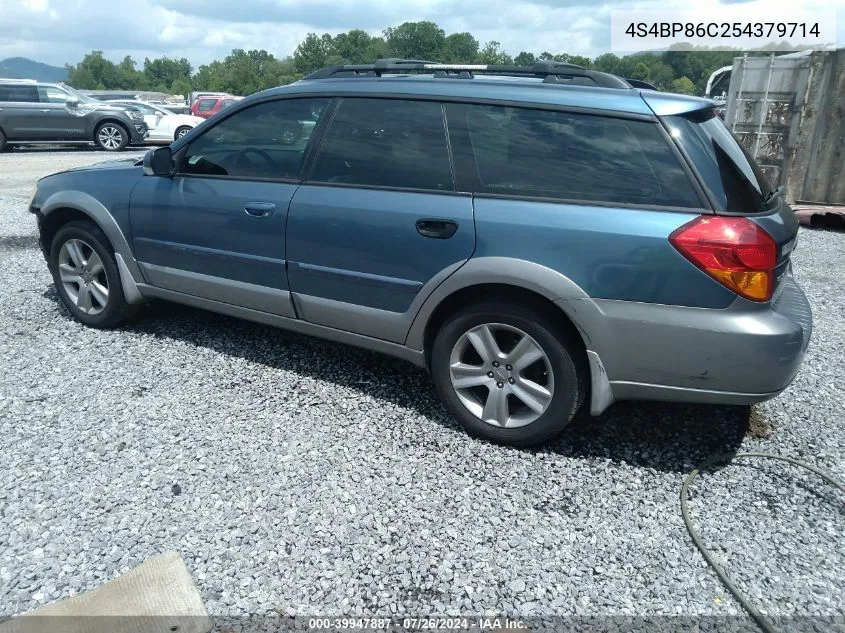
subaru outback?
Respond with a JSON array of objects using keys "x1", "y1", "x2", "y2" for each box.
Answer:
[{"x1": 29, "y1": 60, "x2": 812, "y2": 446}]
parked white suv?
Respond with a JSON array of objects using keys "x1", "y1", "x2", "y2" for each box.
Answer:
[{"x1": 107, "y1": 100, "x2": 204, "y2": 143}]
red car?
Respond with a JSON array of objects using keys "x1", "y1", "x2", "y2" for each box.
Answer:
[{"x1": 191, "y1": 96, "x2": 241, "y2": 119}]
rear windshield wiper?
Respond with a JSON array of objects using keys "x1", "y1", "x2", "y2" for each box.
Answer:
[{"x1": 764, "y1": 185, "x2": 786, "y2": 206}]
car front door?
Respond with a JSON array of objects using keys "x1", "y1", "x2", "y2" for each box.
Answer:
[
  {"x1": 35, "y1": 86, "x2": 87, "y2": 140},
  {"x1": 286, "y1": 97, "x2": 476, "y2": 343},
  {"x1": 129, "y1": 96, "x2": 332, "y2": 317}
]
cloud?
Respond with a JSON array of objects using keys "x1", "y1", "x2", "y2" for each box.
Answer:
[{"x1": 0, "y1": 0, "x2": 842, "y2": 68}]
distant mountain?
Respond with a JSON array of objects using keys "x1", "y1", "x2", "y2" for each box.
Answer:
[{"x1": 0, "y1": 57, "x2": 67, "y2": 82}]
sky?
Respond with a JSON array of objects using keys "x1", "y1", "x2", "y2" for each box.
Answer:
[{"x1": 0, "y1": 0, "x2": 841, "y2": 68}]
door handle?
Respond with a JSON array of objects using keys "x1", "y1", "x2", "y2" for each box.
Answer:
[
  {"x1": 416, "y1": 219, "x2": 458, "y2": 239},
  {"x1": 243, "y1": 202, "x2": 276, "y2": 218},
  {"x1": 40, "y1": 109, "x2": 51, "y2": 113}
]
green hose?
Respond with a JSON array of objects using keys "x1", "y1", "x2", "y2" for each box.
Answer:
[{"x1": 680, "y1": 452, "x2": 845, "y2": 633}]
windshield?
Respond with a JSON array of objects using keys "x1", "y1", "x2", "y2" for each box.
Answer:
[{"x1": 664, "y1": 110, "x2": 772, "y2": 213}]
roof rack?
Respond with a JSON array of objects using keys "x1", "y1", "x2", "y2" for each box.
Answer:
[{"x1": 302, "y1": 59, "x2": 634, "y2": 90}]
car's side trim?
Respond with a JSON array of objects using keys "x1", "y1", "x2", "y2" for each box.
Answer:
[
  {"x1": 136, "y1": 283, "x2": 426, "y2": 367},
  {"x1": 609, "y1": 381, "x2": 783, "y2": 406},
  {"x1": 405, "y1": 257, "x2": 591, "y2": 350},
  {"x1": 138, "y1": 262, "x2": 296, "y2": 318},
  {"x1": 291, "y1": 262, "x2": 424, "y2": 292},
  {"x1": 292, "y1": 293, "x2": 411, "y2": 342},
  {"x1": 41, "y1": 190, "x2": 144, "y2": 281}
]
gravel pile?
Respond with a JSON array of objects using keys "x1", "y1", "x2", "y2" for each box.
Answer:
[{"x1": 1, "y1": 151, "x2": 843, "y2": 628}]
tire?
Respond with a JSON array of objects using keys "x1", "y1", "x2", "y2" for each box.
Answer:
[
  {"x1": 431, "y1": 301, "x2": 586, "y2": 447},
  {"x1": 0, "y1": 128, "x2": 6, "y2": 152},
  {"x1": 48, "y1": 221, "x2": 138, "y2": 328},
  {"x1": 174, "y1": 126, "x2": 191, "y2": 141},
  {"x1": 94, "y1": 122, "x2": 129, "y2": 151}
]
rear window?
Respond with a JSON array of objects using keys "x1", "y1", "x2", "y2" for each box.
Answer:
[
  {"x1": 0, "y1": 84, "x2": 39, "y2": 102},
  {"x1": 445, "y1": 103, "x2": 702, "y2": 208},
  {"x1": 197, "y1": 99, "x2": 216, "y2": 111},
  {"x1": 664, "y1": 110, "x2": 772, "y2": 213}
]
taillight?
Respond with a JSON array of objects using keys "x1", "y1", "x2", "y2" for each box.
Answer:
[{"x1": 669, "y1": 216, "x2": 777, "y2": 302}]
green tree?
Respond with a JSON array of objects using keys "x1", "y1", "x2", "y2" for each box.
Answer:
[
  {"x1": 592, "y1": 52, "x2": 620, "y2": 74},
  {"x1": 170, "y1": 77, "x2": 192, "y2": 98},
  {"x1": 514, "y1": 51, "x2": 536, "y2": 66},
  {"x1": 670, "y1": 76, "x2": 696, "y2": 94},
  {"x1": 384, "y1": 21, "x2": 446, "y2": 61},
  {"x1": 630, "y1": 62, "x2": 650, "y2": 80},
  {"x1": 332, "y1": 30, "x2": 382, "y2": 64},
  {"x1": 293, "y1": 33, "x2": 334, "y2": 74},
  {"x1": 143, "y1": 56, "x2": 191, "y2": 91},
  {"x1": 476, "y1": 41, "x2": 512, "y2": 65},
  {"x1": 442, "y1": 32, "x2": 479, "y2": 63},
  {"x1": 67, "y1": 51, "x2": 120, "y2": 89}
]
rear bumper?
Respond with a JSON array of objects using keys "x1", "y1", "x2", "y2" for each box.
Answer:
[{"x1": 560, "y1": 276, "x2": 812, "y2": 414}]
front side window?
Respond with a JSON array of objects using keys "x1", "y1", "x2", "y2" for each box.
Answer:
[
  {"x1": 446, "y1": 103, "x2": 701, "y2": 208},
  {"x1": 179, "y1": 97, "x2": 330, "y2": 180},
  {"x1": 0, "y1": 84, "x2": 39, "y2": 103},
  {"x1": 309, "y1": 98, "x2": 454, "y2": 191},
  {"x1": 38, "y1": 86, "x2": 70, "y2": 103},
  {"x1": 197, "y1": 99, "x2": 216, "y2": 112}
]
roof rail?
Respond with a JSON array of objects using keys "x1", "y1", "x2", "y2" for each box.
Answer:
[
  {"x1": 302, "y1": 61, "x2": 633, "y2": 89},
  {"x1": 0, "y1": 77, "x2": 38, "y2": 84}
]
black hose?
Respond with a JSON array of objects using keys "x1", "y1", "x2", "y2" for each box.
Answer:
[{"x1": 680, "y1": 452, "x2": 845, "y2": 633}]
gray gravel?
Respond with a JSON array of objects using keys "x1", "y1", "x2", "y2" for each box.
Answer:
[{"x1": 1, "y1": 150, "x2": 843, "y2": 629}]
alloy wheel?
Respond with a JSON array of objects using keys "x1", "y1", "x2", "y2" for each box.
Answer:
[
  {"x1": 449, "y1": 323, "x2": 555, "y2": 428},
  {"x1": 97, "y1": 126, "x2": 123, "y2": 150},
  {"x1": 58, "y1": 238, "x2": 109, "y2": 315}
]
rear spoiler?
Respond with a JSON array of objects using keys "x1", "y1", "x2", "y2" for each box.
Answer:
[{"x1": 624, "y1": 78, "x2": 658, "y2": 90}]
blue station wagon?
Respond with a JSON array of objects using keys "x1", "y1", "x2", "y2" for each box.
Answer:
[{"x1": 30, "y1": 60, "x2": 812, "y2": 446}]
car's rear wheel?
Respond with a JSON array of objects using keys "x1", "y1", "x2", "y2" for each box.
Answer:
[
  {"x1": 94, "y1": 122, "x2": 128, "y2": 151},
  {"x1": 174, "y1": 126, "x2": 191, "y2": 141},
  {"x1": 49, "y1": 221, "x2": 138, "y2": 328},
  {"x1": 431, "y1": 301, "x2": 585, "y2": 446}
]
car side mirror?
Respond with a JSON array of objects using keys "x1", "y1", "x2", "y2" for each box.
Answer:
[
  {"x1": 65, "y1": 97, "x2": 79, "y2": 108},
  {"x1": 143, "y1": 147, "x2": 174, "y2": 177}
]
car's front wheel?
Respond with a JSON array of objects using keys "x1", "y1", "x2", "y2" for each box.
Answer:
[
  {"x1": 94, "y1": 122, "x2": 129, "y2": 151},
  {"x1": 0, "y1": 128, "x2": 6, "y2": 152},
  {"x1": 49, "y1": 221, "x2": 138, "y2": 328},
  {"x1": 431, "y1": 301, "x2": 585, "y2": 446}
]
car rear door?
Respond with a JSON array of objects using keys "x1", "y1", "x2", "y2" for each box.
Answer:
[
  {"x1": 0, "y1": 84, "x2": 41, "y2": 139},
  {"x1": 130, "y1": 96, "x2": 331, "y2": 316},
  {"x1": 285, "y1": 97, "x2": 475, "y2": 343}
]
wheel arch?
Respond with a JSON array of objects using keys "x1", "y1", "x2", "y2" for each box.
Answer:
[
  {"x1": 40, "y1": 192, "x2": 145, "y2": 303},
  {"x1": 406, "y1": 257, "x2": 592, "y2": 361}
]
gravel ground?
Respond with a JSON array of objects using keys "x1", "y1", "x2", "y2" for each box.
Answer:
[{"x1": 1, "y1": 150, "x2": 843, "y2": 630}]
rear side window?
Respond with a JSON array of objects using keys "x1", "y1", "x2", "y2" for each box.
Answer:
[
  {"x1": 665, "y1": 111, "x2": 771, "y2": 213},
  {"x1": 197, "y1": 99, "x2": 216, "y2": 111},
  {"x1": 446, "y1": 103, "x2": 701, "y2": 208},
  {"x1": 0, "y1": 84, "x2": 39, "y2": 102},
  {"x1": 309, "y1": 98, "x2": 454, "y2": 191}
]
